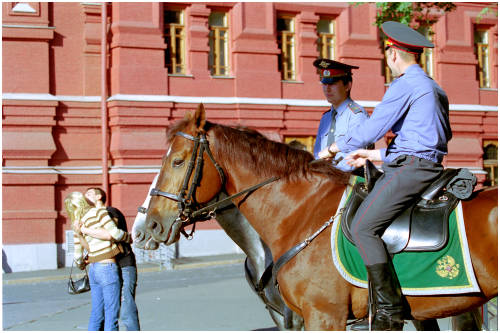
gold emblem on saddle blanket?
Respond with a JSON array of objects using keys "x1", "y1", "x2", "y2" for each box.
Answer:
[{"x1": 436, "y1": 255, "x2": 460, "y2": 279}]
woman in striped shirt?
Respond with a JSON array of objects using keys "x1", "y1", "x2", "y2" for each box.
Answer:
[{"x1": 65, "y1": 192, "x2": 131, "y2": 331}]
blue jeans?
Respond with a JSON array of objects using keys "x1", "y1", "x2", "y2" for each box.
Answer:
[
  {"x1": 88, "y1": 262, "x2": 121, "y2": 331},
  {"x1": 120, "y1": 265, "x2": 140, "y2": 330}
]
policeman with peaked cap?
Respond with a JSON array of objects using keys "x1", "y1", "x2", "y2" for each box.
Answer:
[
  {"x1": 319, "y1": 22, "x2": 452, "y2": 330},
  {"x1": 312, "y1": 58, "x2": 369, "y2": 172}
]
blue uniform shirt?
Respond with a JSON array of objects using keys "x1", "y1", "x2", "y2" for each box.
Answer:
[
  {"x1": 313, "y1": 98, "x2": 369, "y2": 171},
  {"x1": 336, "y1": 65, "x2": 452, "y2": 163}
]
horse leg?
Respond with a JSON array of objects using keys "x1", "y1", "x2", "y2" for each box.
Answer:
[
  {"x1": 217, "y1": 203, "x2": 304, "y2": 330},
  {"x1": 451, "y1": 308, "x2": 482, "y2": 330},
  {"x1": 267, "y1": 307, "x2": 304, "y2": 331}
]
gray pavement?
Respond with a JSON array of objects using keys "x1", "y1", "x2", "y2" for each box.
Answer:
[
  {"x1": 3, "y1": 253, "x2": 279, "y2": 331},
  {"x1": 3, "y1": 253, "x2": 491, "y2": 331}
]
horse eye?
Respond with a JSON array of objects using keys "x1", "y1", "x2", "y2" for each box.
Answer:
[{"x1": 172, "y1": 159, "x2": 185, "y2": 168}]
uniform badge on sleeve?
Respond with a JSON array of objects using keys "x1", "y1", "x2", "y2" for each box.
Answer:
[{"x1": 348, "y1": 102, "x2": 363, "y2": 114}]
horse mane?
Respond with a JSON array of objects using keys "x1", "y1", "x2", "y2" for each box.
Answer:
[
  {"x1": 165, "y1": 118, "x2": 349, "y2": 184},
  {"x1": 207, "y1": 122, "x2": 349, "y2": 184}
]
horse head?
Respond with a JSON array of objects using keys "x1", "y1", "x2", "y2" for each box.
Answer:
[{"x1": 145, "y1": 104, "x2": 225, "y2": 245}]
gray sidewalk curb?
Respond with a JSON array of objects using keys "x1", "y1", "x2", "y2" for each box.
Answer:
[{"x1": 3, "y1": 255, "x2": 246, "y2": 286}]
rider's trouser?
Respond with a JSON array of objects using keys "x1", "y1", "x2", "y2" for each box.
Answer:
[{"x1": 351, "y1": 154, "x2": 443, "y2": 265}]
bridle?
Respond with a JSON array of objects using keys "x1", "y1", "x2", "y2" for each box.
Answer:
[{"x1": 149, "y1": 131, "x2": 279, "y2": 238}]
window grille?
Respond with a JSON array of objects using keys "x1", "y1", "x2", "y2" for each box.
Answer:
[
  {"x1": 65, "y1": 230, "x2": 74, "y2": 267},
  {"x1": 164, "y1": 9, "x2": 186, "y2": 74},
  {"x1": 285, "y1": 136, "x2": 315, "y2": 154},
  {"x1": 418, "y1": 27, "x2": 434, "y2": 78},
  {"x1": 483, "y1": 141, "x2": 497, "y2": 186},
  {"x1": 277, "y1": 16, "x2": 296, "y2": 81},
  {"x1": 317, "y1": 18, "x2": 336, "y2": 60},
  {"x1": 209, "y1": 11, "x2": 230, "y2": 76},
  {"x1": 475, "y1": 29, "x2": 490, "y2": 88}
]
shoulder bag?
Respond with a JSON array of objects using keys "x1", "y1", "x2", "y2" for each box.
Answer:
[{"x1": 68, "y1": 259, "x2": 91, "y2": 295}]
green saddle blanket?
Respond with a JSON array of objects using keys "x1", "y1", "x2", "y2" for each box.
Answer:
[{"x1": 331, "y1": 176, "x2": 480, "y2": 296}]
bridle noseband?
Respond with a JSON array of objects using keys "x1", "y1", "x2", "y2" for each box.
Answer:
[
  {"x1": 150, "y1": 132, "x2": 225, "y2": 229},
  {"x1": 149, "y1": 131, "x2": 278, "y2": 238}
]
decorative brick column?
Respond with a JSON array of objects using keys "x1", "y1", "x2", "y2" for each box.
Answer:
[
  {"x1": 82, "y1": 3, "x2": 102, "y2": 96},
  {"x1": 231, "y1": 2, "x2": 281, "y2": 98},
  {"x1": 296, "y1": 11, "x2": 320, "y2": 86},
  {"x1": 2, "y1": 2, "x2": 58, "y2": 271},
  {"x1": 186, "y1": 4, "x2": 210, "y2": 80},
  {"x1": 107, "y1": 3, "x2": 170, "y2": 214},
  {"x1": 109, "y1": 2, "x2": 167, "y2": 95},
  {"x1": 435, "y1": 8, "x2": 479, "y2": 104},
  {"x1": 336, "y1": 3, "x2": 385, "y2": 101}
]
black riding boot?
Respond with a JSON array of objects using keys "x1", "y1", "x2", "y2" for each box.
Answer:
[
  {"x1": 351, "y1": 263, "x2": 404, "y2": 331},
  {"x1": 350, "y1": 280, "x2": 375, "y2": 331}
]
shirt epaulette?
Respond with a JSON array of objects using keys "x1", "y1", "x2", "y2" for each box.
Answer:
[{"x1": 348, "y1": 102, "x2": 362, "y2": 114}]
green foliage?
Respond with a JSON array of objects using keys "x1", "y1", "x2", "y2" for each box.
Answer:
[
  {"x1": 373, "y1": 2, "x2": 456, "y2": 30},
  {"x1": 350, "y1": 2, "x2": 456, "y2": 32},
  {"x1": 476, "y1": 4, "x2": 498, "y2": 23}
]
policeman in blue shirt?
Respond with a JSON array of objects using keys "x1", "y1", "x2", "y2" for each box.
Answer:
[
  {"x1": 312, "y1": 59, "x2": 369, "y2": 172},
  {"x1": 319, "y1": 22, "x2": 452, "y2": 330}
]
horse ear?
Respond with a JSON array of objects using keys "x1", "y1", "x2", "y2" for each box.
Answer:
[{"x1": 194, "y1": 103, "x2": 206, "y2": 131}]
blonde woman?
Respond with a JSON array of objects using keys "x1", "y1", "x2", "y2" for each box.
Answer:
[{"x1": 64, "y1": 192, "x2": 131, "y2": 331}]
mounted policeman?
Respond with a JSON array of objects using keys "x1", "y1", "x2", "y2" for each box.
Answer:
[
  {"x1": 319, "y1": 21, "x2": 453, "y2": 330},
  {"x1": 312, "y1": 58, "x2": 369, "y2": 172}
]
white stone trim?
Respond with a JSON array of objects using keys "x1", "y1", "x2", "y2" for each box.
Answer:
[
  {"x1": 2, "y1": 93, "x2": 497, "y2": 111},
  {"x1": 449, "y1": 104, "x2": 498, "y2": 112},
  {"x1": 3, "y1": 243, "x2": 58, "y2": 272},
  {"x1": 2, "y1": 165, "x2": 488, "y2": 175},
  {"x1": 2, "y1": 25, "x2": 56, "y2": 29},
  {"x1": 12, "y1": 3, "x2": 37, "y2": 13},
  {"x1": 2, "y1": 93, "x2": 57, "y2": 101},
  {"x1": 2, "y1": 165, "x2": 160, "y2": 174}
]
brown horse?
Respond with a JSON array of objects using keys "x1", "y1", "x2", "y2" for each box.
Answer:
[{"x1": 144, "y1": 104, "x2": 497, "y2": 330}]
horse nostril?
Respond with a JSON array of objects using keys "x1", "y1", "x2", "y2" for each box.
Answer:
[
  {"x1": 133, "y1": 230, "x2": 145, "y2": 242},
  {"x1": 150, "y1": 220, "x2": 163, "y2": 236},
  {"x1": 145, "y1": 238, "x2": 159, "y2": 250}
]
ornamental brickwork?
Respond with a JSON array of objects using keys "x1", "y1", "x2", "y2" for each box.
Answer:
[{"x1": 2, "y1": 2, "x2": 497, "y2": 271}]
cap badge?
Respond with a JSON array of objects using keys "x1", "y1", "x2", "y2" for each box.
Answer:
[
  {"x1": 323, "y1": 70, "x2": 331, "y2": 77},
  {"x1": 318, "y1": 60, "x2": 330, "y2": 68}
]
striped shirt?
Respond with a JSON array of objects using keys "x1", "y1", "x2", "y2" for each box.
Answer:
[{"x1": 74, "y1": 207, "x2": 130, "y2": 264}]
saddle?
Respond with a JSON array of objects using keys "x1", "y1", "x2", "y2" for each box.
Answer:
[{"x1": 342, "y1": 161, "x2": 475, "y2": 254}]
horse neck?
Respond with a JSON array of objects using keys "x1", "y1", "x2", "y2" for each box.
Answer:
[{"x1": 220, "y1": 159, "x2": 344, "y2": 256}]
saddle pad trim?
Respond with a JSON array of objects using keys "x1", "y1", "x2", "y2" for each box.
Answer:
[{"x1": 331, "y1": 178, "x2": 480, "y2": 296}]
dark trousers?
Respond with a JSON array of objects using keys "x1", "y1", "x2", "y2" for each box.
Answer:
[{"x1": 352, "y1": 155, "x2": 443, "y2": 265}]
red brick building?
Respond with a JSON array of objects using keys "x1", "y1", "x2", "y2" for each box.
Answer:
[{"x1": 2, "y1": 2, "x2": 497, "y2": 272}]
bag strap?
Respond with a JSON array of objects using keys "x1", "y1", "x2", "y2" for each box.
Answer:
[{"x1": 70, "y1": 250, "x2": 88, "y2": 279}]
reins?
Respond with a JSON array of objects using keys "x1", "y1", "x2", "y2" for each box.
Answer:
[
  {"x1": 272, "y1": 210, "x2": 343, "y2": 287},
  {"x1": 150, "y1": 129, "x2": 341, "y2": 295},
  {"x1": 149, "y1": 131, "x2": 280, "y2": 238}
]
